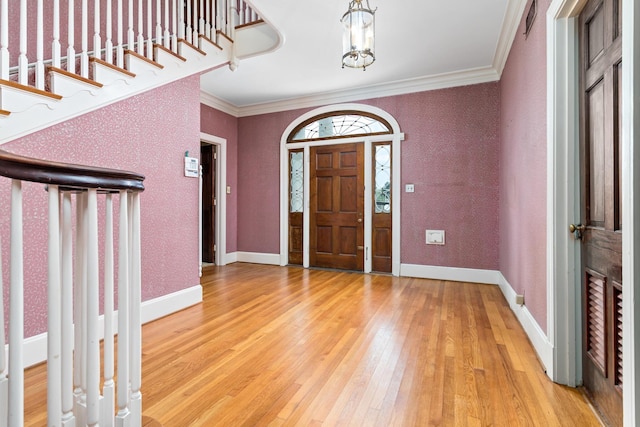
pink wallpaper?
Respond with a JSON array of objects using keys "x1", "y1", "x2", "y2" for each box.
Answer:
[
  {"x1": 235, "y1": 84, "x2": 501, "y2": 270},
  {"x1": 200, "y1": 105, "x2": 239, "y2": 253},
  {"x1": 1, "y1": 76, "x2": 202, "y2": 338},
  {"x1": 499, "y1": 0, "x2": 551, "y2": 330}
]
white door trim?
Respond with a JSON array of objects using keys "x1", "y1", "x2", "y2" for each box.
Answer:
[
  {"x1": 200, "y1": 132, "x2": 228, "y2": 268},
  {"x1": 279, "y1": 103, "x2": 404, "y2": 275}
]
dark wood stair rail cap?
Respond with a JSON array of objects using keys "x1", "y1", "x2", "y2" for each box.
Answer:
[{"x1": 0, "y1": 149, "x2": 145, "y2": 192}]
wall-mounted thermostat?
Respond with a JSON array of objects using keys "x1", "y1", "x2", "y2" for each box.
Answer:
[{"x1": 184, "y1": 157, "x2": 199, "y2": 178}]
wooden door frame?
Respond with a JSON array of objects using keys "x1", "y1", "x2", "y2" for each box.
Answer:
[
  {"x1": 279, "y1": 104, "x2": 404, "y2": 276},
  {"x1": 548, "y1": 0, "x2": 640, "y2": 423},
  {"x1": 199, "y1": 132, "x2": 228, "y2": 273}
]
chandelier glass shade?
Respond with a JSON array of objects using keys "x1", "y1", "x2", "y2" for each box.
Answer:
[{"x1": 341, "y1": 0, "x2": 376, "y2": 70}]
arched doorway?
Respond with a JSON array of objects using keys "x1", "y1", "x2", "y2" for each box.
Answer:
[{"x1": 279, "y1": 104, "x2": 404, "y2": 275}]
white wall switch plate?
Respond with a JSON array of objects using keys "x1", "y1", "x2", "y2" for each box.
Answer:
[
  {"x1": 426, "y1": 230, "x2": 445, "y2": 245},
  {"x1": 405, "y1": 184, "x2": 415, "y2": 193}
]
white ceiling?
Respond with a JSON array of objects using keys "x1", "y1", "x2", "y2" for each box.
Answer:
[{"x1": 200, "y1": 0, "x2": 527, "y2": 116}]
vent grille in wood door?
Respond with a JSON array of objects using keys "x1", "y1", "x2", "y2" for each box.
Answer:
[
  {"x1": 614, "y1": 282, "x2": 623, "y2": 391},
  {"x1": 586, "y1": 272, "x2": 606, "y2": 374}
]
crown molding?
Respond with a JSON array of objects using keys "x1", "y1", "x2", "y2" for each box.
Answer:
[
  {"x1": 201, "y1": 66, "x2": 501, "y2": 118},
  {"x1": 493, "y1": 0, "x2": 528, "y2": 75}
]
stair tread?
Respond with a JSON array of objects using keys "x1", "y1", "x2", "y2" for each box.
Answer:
[
  {"x1": 154, "y1": 44, "x2": 187, "y2": 61},
  {"x1": 177, "y1": 38, "x2": 207, "y2": 56},
  {"x1": 199, "y1": 34, "x2": 223, "y2": 51},
  {"x1": 0, "y1": 79, "x2": 63, "y2": 100},
  {"x1": 89, "y1": 57, "x2": 137, "y2": 78},
  {"x1": 47, "y1": 66, "x2": 104, "y2": 88},
  {"x1": 125, "y1": 49, "x2": 165, "y2": 69}
]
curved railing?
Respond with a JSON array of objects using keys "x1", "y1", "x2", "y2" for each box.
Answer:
[{"x1": 0, "y1": 148, "x2": 145, "y2": 426}]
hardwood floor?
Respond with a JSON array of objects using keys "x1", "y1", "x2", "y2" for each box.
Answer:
[{"x1": 24, "y1": 263, "x2": 601, "y2": 426}]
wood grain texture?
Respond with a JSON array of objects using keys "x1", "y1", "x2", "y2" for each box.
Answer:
[{"x1": 23, "y1": 264, "x2": 601, "y2": 426}]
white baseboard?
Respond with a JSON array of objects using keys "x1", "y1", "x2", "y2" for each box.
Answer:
[
  {"x1": 235, "y1": 251, "x2": 280, "y2": 265},
  {"x1": 225, "y1": 251, "x2": 238, "y2": 263},
  {"x1": 497, "y1": 273, "x2": 553, "y2": 374},
  {"x1": 400, "y1": 263, "x2": 502, "y2": 285},
  {"x1": 10, "y1": 284, "x2": 203, "y2": 369}
]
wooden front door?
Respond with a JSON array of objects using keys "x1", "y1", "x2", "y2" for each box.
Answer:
[
  {"x1": 310, "y1": 143, "x2": 364, "y2": 270},
  {"x1": 579, "y1": 0, "x2": 622, "y2": 424},
  {"x1": 201, "y1": 144, "x2": 216, "y2": 264}
]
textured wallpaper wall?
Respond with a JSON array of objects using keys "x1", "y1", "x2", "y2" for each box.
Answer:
[
  {"x1": 0, "y1": 76, "x2": 202, "y2": 338},
  {"x1": 499, "y1": 0, "x2": 551, "y2": 330}
]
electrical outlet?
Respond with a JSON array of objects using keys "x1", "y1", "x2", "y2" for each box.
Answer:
[{"x1": 515, "y1": 294, "x2": 525, "y2": 305}]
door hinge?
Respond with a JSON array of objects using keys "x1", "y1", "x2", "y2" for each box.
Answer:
[
  {"x1": 213, "y1": 152, "x2": 217, "y2": 160},
  {"x1": 213, "y1": 198, "x2": 217, "y2": 206}
]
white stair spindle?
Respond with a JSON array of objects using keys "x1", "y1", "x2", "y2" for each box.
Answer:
[
  {"x1": 67, "y1": 0, "x2": 75, "y2": 73},
  {"x1": 115, "y1": 191, "x2": 130, "y2": 426},
  {"x1": 186, "y1": 0, "x2": 192, "y2": 44},
  {"x1": 156, "y1": 0, "x2": 162, "y2": 49},
  {"x1": 0, "y1": 233, "x2": 7, "y2": 427},
  {"x1": 199, "y1": 0, "x2": 205, "y2": 36},
  {"x1": 117, "y1": 0, "x2": 124, "y2": 67},
  {"x1": 178, "y1": 0, "x2": 185, "y2": 41},
  {"x1": 8, "y1": 180, "x2": 24, "y2": 426},
  {"x1": 130, "y1": 192, "x2": 142, "y2": 425},
  {"x1": 205, "y1": 0, "x2": 210, "y2": 39},
  {"x1": 73, "y1": 193, "x2": 86, "y2": 425},
  {"x1": 106, "y1": 0, "x2": 113, "y2": 64},
  {"x1": 146, "y1": 0, "x2": 153, "y2": 59},
  {"x1": 86, "y1": 189, "x2": 100, "y2": 427},
  {"x1": 192, "y1": 0, "x2": 198, "y2": 45},
  {"x1": 239, "y1": 1, "x2": 244, "y2": 26},
  {"x1": 171, "y1": 0, "x2": 177, "y2": 52},
  {"x1": 81, "y1": 0, "x2": 89, "y2": 77},
  {"x1": 18, "y1": 0, "x2": 28, "y2": 85},
  {"x1": 215, "y1": 0, "x2": 221, "y2": 35},
  {"x1": 36, "y1": 0, "x2": 44, "y2": 90},
  {"x1": 127, "y1": 0, "x2": 134, "y2": 54},
  {"x1": 61, "y1": 193, "x2": 75, "y2": 426},
  {"x1": 103, "y1": 194, "x2": 115, "y2": 427},
  {"x1": 163, "y1": 0, "x2": 170, "y2": 49},
  {"x1": 93, "y1": 0, "x2": 102, "y2": 60},
  {"x1": 0, "y1": 0, "x2": 8, "y2": 79},
  {"x1": 52, "y1": 0, "x2": 61, "y2": 68},
  {"x1": 48, "y1": 186, "x2": 62, "y2": 425},
  {"x1": 137, "y1": 0, "x2": 144, "y2": 55}
]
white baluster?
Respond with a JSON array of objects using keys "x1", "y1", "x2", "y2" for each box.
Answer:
[
  {"x1": 36, "y1": 0, "x2": 44, "y2": 89},
  {"x1": 215, "y1": 0, "x2": 221, "y2": 36},
  {"x1": 73, "y1": 193, "x2": 87, "y2": 425},
  {"x1": 156, "y1": 0, "x2": 162, "y2": 49},
  {"x1": 171, "y1": 0, "x2": 177, "y2": 52},
  {"x1": 0, "y1": 0, "x2": 8, "y2": 80},
  {"x1": 163, "y1": 0, "x2": 170, "y2": 49},
  {"x1": 146, "y1": 0, "x2": 153, "y2": 59},
  {"x1": 61, "y1": 193, "x2": 75, "y2": 426},
  {"x1": 93, "y1": 0, "x2": 102, "y2": 60},
  {"x1": 199, "y1": 0, "x2": 205, "y2": 36},
  {"x1": 115, "y1": 191, "x2": 130, "y2": 427},
  {"x1": 127, "y1": 0, "x2": 134, "y2": 53},
  {"x1": 130, "y1": 192, "x2": 142, "y2": 426},
  {"x1": 18, "y1": 0, "x2": 28, "y2": 85},
  {"x1": 106, "y1": 0, "x2": 113, "y2": 64},
  {"x1": 238, "y1": 1, "x2": 244, "y2": 26},
  {"x1": 186, "y1": 0, "x2": 192, "y2": 44},
  {"x1": 8, "y1": 180, "x2": 24, "y2": 426},
  {"x1": 137, "y1": 0, "x2": 144, "y2": 55},
  {"x1": 178, "y1": 0, "x2": 185, "y2": 41},
  {"x1": 103, "y1": 194, "x2": 115, "y2": 427},
  {"x1": 86, "y1": 189, "x2": 100, "y2": 427},
  {"x1": 0, "y1": 233, "x2": 7, "y2": 427},
  {"x1": 192, "y1": 0, "x2": 198, "y2": 45},
  {"x1": 48, "y1": 186, "x2": 62, "y2": 425},
  {"x1": 205, "y1": 0, "x2": 210, "y2": 39},
  {"x1": 81, "y1": 0, "x2": 89, "y2": 77},
  {"x1": 67, "y1": 0, "x2": 75, "y2": 73},
  {"x1": 52, "y1": 0, "x2": 61, "y2": 68},
  {"x1": 117, "y1": 0, "x2": 124, "y2": 67}
]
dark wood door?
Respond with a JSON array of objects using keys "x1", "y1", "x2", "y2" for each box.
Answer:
[
  {"x1": 579, "y1": 0, "x2": 622, "y2": 424},
  {"x1": 310, "y1": 143, "x2": 364, "y2": 270},
  {"x1": 201, "y1": 144, "x2": 216, "y2": 264}
]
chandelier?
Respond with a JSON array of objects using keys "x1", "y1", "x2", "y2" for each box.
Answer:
[{"x1": 341, "y1": 0, "x2": 376, "y2": 70}]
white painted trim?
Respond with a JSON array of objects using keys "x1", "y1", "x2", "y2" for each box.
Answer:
[
  {"x1": 12, "y1": 284, "x2": 203, "y2": 369},
  {"x1": 225, "y1": 251, "x2": 239, "y2": 263},
  {"x1": 400, "y1": 264, "x2": 501, "y2": 285},
  {"x1": 497, "y1": 273, "x2": 554, "y2": 374},
  {"x1": 200, "y1": 132, "x2": 228, "y2": 266},
  {"x1": 279, "y1": 104, "x2": 404, "y2": 276},
  {"x1": 235, "y1": 251, "x2": 280, "y2": 265},
  {"x1": 546, "y1": 0, "x2": 584, "y2": 387},
  {"x1": 492, "y1": 0, "x2": 528, "y2": 75},
  {"x1": 621, "y1": 0, "x2": 640, "y2": 423}
]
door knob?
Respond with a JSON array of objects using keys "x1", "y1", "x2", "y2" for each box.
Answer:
[
  {"x1": 569, "y1": 223, "x2": 586, "y2": 240},
  {"x1": 357, "y1": 218, "x2": 363, "y2": 223}
]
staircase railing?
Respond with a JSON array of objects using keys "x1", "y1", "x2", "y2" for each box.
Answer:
[
  {"x1": 0, "y1": 149, "x2": 145, "y2": 426},
  {"x1": 0, "y1": 0, "x2": 261, "y2": 89}
]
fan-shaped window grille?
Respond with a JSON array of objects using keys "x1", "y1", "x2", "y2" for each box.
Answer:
[{"x1": 288, "y1": 111, "x2": 392, "y2": 143}]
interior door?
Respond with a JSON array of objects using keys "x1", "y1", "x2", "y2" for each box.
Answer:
[
  {"x1": 310, "y1": 143, "x2": 364, "y2": 270},
  {"x1": 201, "y1": 144, "x2": 216, "y2": 264},
  {"x1": 579, "y1": 0, "x2": 622, "y2": 424}
]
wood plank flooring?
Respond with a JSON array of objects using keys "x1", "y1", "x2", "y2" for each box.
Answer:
[{"x1": 24, "y1": 263, "x2": 601, "y2": 426}]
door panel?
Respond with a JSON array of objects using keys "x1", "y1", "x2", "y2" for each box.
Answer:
[
  {"x1": 580, "y1": 0, "x2": 622, "y2": 424},
  {"x1": 288, "y1": 150, "x2": 304, "y2": 265},
  {"x1": 201, "y1": 144, "x2": 216, "y2": 264},
  {"x1": 372, "y1": 142, "x2": 392, "y2": 273},
  {"x1": 310, "y1": 143, "x2": 364, "y2": 270}
]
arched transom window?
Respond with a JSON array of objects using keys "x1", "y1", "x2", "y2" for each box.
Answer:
[{"x1": 288, "y1": 111, "x2": 392, "y2": 143}]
